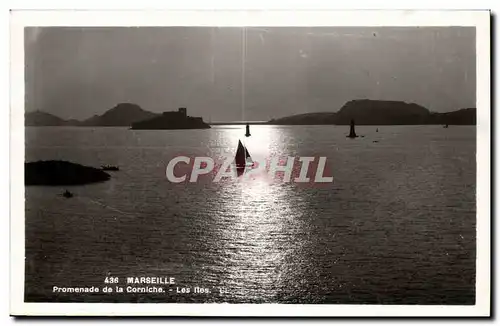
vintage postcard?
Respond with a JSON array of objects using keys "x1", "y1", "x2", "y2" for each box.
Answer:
[{"x1": 9, "y1": 10, "x2": 490, "y2": 316}]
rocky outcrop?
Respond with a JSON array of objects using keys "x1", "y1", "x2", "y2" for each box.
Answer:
[{"x1": 25, "y1": 160, "x2": 111, "y2": 186}]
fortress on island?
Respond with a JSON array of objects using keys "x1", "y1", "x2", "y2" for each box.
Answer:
[{"x1": 131, "y1": 107, "x2": 210, "y2": 130}]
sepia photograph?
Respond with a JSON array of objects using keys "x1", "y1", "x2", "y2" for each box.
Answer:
[{"x1": 10, "y1": 10, "x2": 490, "y2": 316}]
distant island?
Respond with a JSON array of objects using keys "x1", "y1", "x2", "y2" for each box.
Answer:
[
  {"x1": 25, "y1": 103, "x2": 159, "y2": 127},
  {"x1": 25, "y1": 103, "x2": 211, "y2": 129},
  {"x1": 268, "y1": 100, "x2": 476, "y2": 125},
  {"x1": 25, "y1": 99, "x2": 476, "y2": 127},
  {"x1": 25, "y1": 110, "x2": 79, "y2": 127},
  {"x1": 130, "y1": 108, "x2": 210, "y2": 130},
  {"x1": 79, "y1": 103, "x2": 158, "y2": 127}
]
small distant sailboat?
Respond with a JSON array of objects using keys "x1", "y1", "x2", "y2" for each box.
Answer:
[
  {"x1": 62, "y1": 190, "x2": 73, "y2": 198},
  {"x1": 245, "y1": 123, "x2": 251, "y2": 137},
  {"x1": 347, "y1": 119, "x2": 358, "y2": 138},
  {"x1": 234, "y1": 140, "x2": 253, "y2": 176},
  {"x1": 444, "y1": 124, "x2": 449, "y2": 128}
]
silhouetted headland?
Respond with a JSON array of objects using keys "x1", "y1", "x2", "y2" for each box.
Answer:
[
  {"x1": 267, "y1": 100, "x2": 476, "y2": 125},
  {"x1": 25, "y1": 111, "x2": 73, "y2": 126},
  {"x1": 130, "y1": 108, "x2": 210, "y2": 130},
  {"x1": 25, "y1": 160, "x2": 111, "y2": 186},
  {"x1": 80, "y1": 103, "x2": 158, "y2": 126},
  {"x1": 25, "y1": 103, "x2": 159, "y2": 127}
]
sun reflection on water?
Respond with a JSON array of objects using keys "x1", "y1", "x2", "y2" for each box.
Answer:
[
  {"x1": 209, "y1": 125, "x2": 309, "y2": 302},
  {"x1": 210, "y1": 125, "x2": 279, "y2": 165}
]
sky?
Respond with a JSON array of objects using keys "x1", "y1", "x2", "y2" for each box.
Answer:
[{"x1": 25, "y1": 27, "x2": 476, "y2": 122}]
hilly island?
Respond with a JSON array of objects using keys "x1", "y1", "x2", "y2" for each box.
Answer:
[
  {"x1": 25, "y1": 103, "x2": 210, "y2": 129},
  {"x1": 268, "y1": 100, "x2": 476, "y2": 125},
  {"x1": 25, "y1": 100, "x2": 476, "y2": 127}
]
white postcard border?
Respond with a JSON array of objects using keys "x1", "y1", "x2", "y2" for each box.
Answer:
[{"x1": 9, "y1": 9, "x2": 491, "y2": 317}]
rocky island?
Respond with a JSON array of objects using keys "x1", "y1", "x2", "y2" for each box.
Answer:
[
  {"x1": 25, "y1": 111, "x2": 76, "y2": 126},
  {"x1": 130, "y1": 108, "x2": 210, "y2": 130},
  {"x1": 79, "y1": 103, "x2": 159, "y2": 127},
  {"x1": 268, "y1": 99, "x2": 476, "y2": 125},
  {"x1": 25, "y1": 103, "x2": 160, "y2": 127},
  {"x1": 25, "y1": 104, "x2": 210, "y2": 129},
  {"x1": 25, "y1": 160, "x2": 111, "y2": 186}
]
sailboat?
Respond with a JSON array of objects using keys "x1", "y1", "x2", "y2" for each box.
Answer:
[{"x1": 235, "y1": 140, "x2": 253, "y2": 176}]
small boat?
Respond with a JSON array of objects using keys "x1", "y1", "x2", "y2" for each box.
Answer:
[
  {"x1": 234, "y1": 140, "x2": 253, "y2": 176},
  {"x1": 101, "y1": 165, "x2": 119, "y2": 171},
  {"x1": 62, "y1": 190, "x2": 73, "y2": 198},
  {"x1": 443, "y1": 124, "x2": 449, "y2": 128},
  {"x1": 346, "y1": 119, "x2": 358, "y2": 138}
]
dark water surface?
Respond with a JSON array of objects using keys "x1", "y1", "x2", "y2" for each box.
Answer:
[{"x1": 24, "y1": 125, "x2": 476, "y2": 304}]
